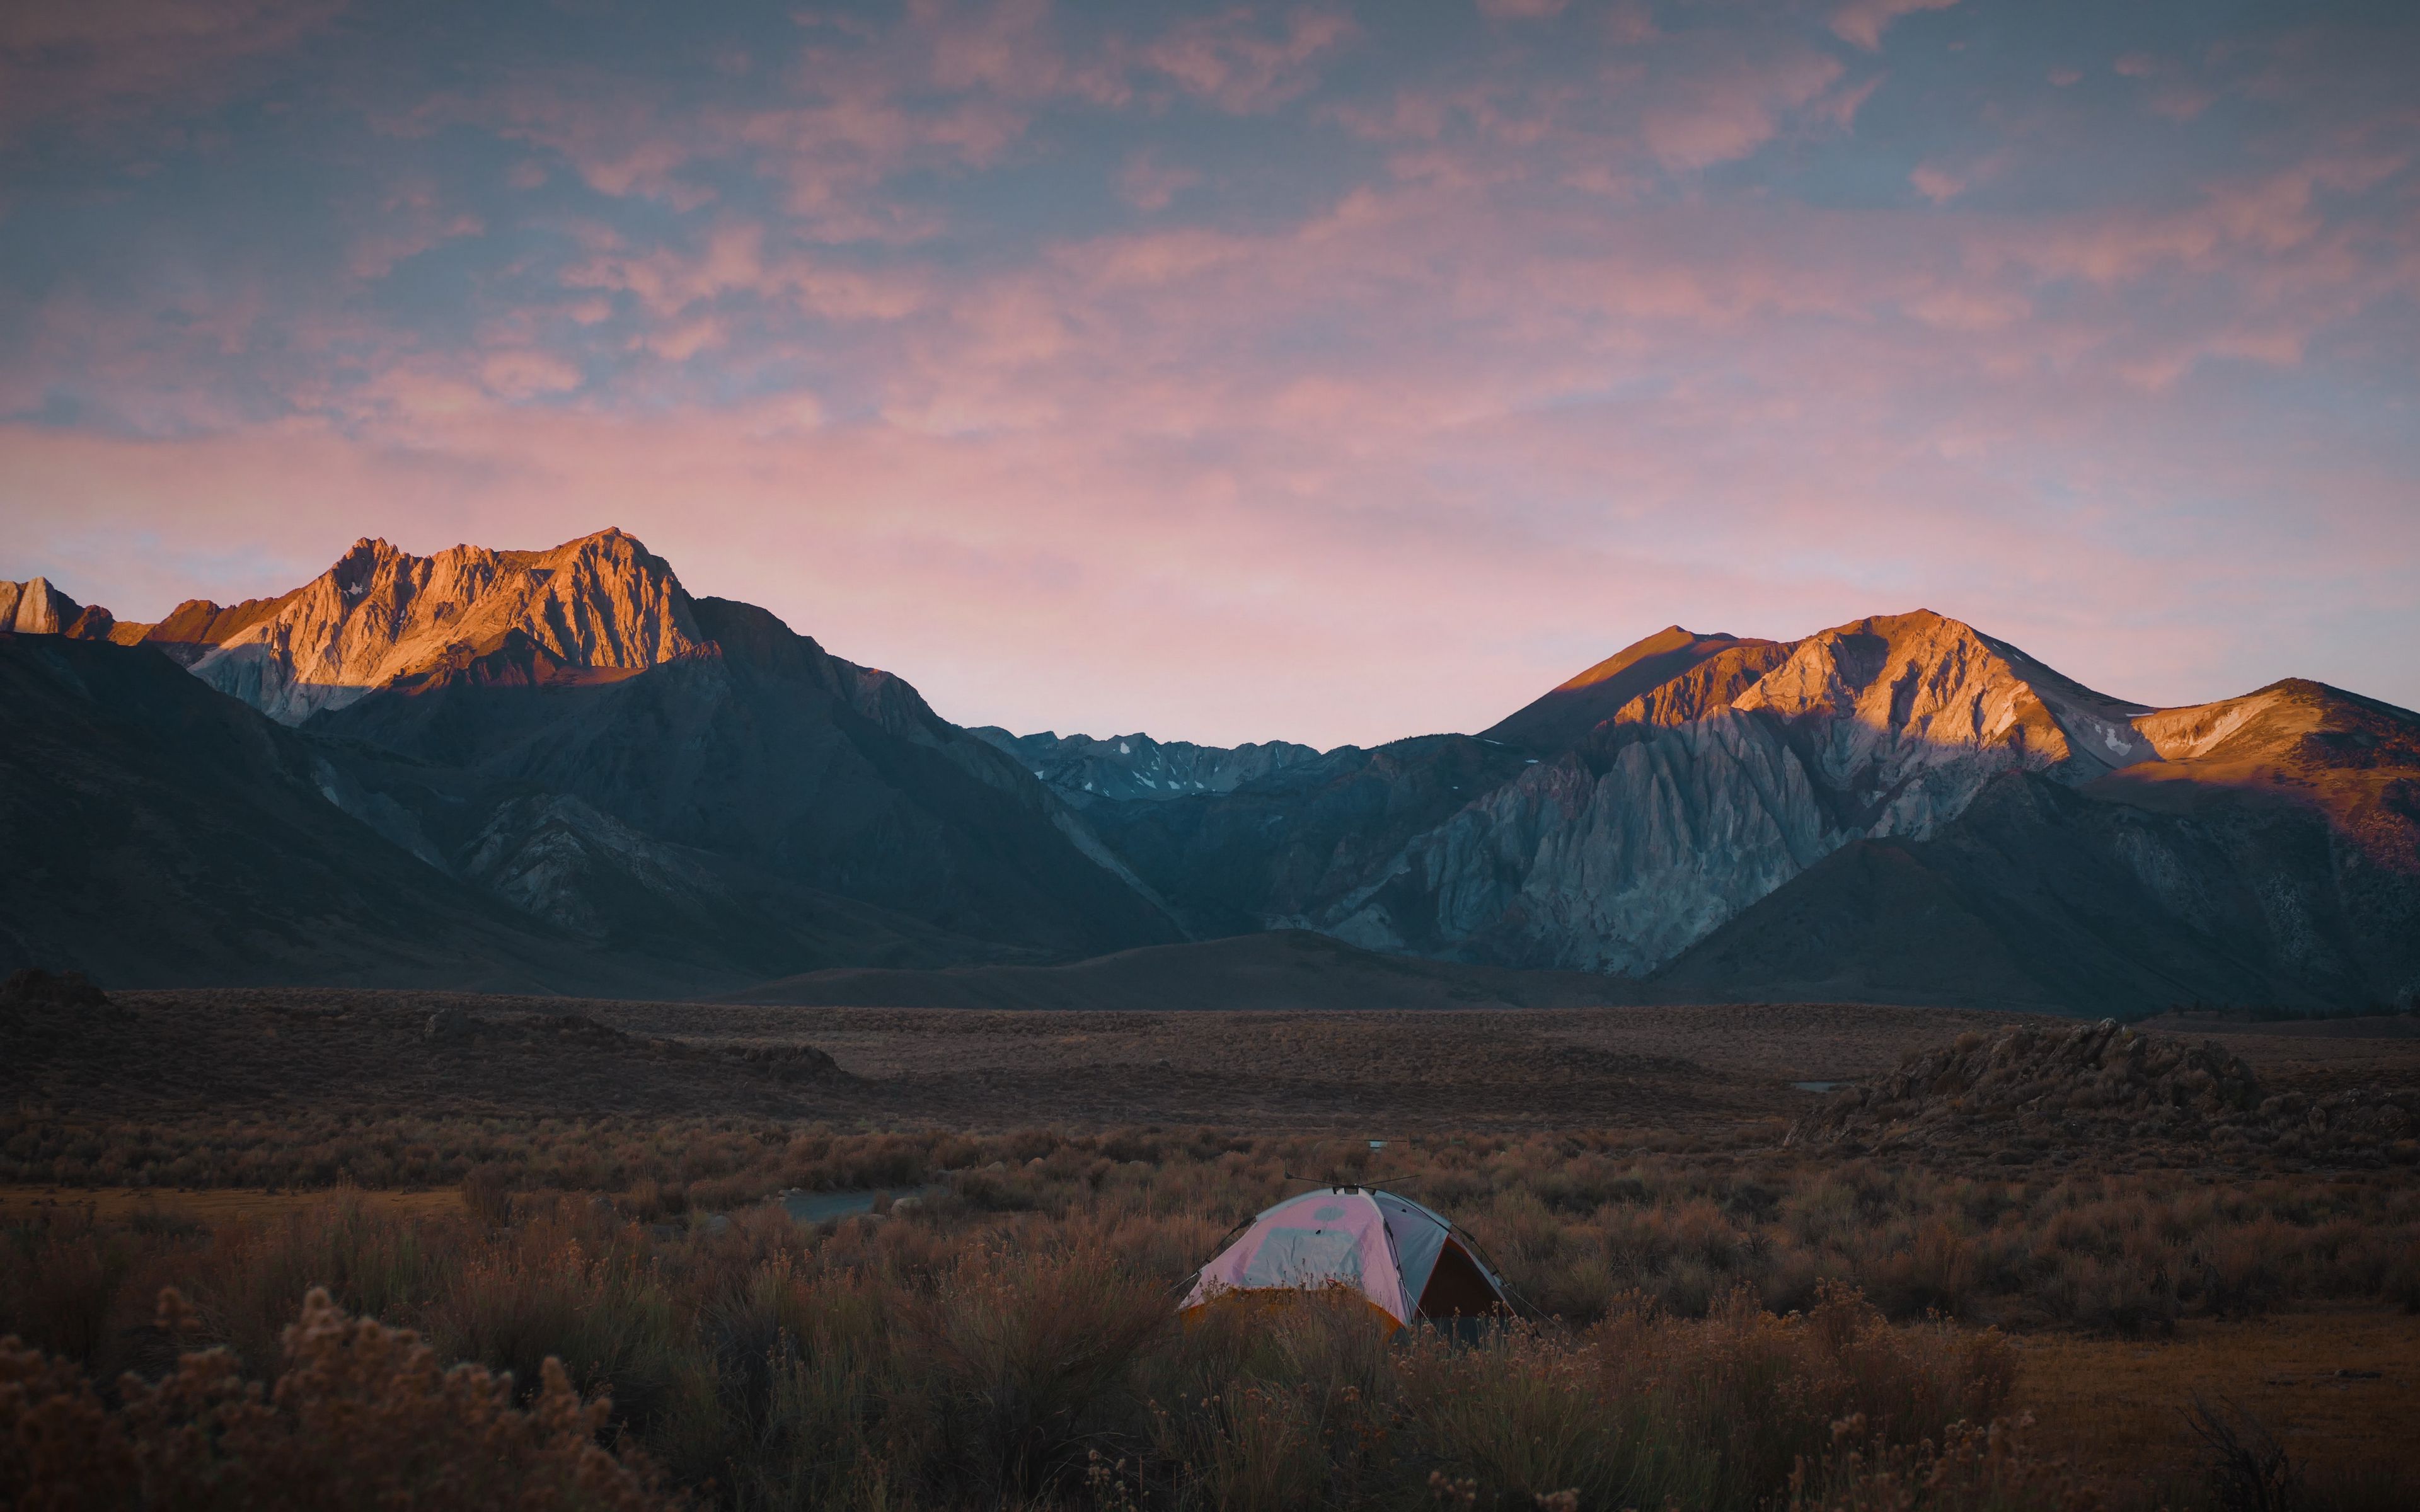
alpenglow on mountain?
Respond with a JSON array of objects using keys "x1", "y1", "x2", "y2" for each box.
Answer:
[{"x1": 3, "y1": 532, "x2": 2414, "y2": 1015}]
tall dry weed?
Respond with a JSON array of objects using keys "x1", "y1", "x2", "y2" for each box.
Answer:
[{"x1": 0, "y1": 1287, "x2": 677, "y2": 1511}]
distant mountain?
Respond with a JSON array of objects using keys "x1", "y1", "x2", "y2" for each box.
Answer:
[
  {"x1": 968, "y1": 726, "x2": 1323, "y2": 806},
  {"x1": 1080, "y1": 612, "x2": 2420, "y2": 1014},
  {"x1": 11, "y1": 539, "x2": 2414, "y2": 1015},
  {"x1": 1, "y1": 532, "x2": 1181, "y2": 988}
]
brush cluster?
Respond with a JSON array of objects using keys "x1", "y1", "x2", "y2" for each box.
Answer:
[
  {"x1": 1790, "y1": 1021, "x2": 2420, "y2": 1167},
  {"x1": 2, "y1": 1193, "x2": 2045, "y2": 1511}
]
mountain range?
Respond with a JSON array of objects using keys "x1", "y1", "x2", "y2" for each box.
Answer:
[{"x1": 5, "y1": 531, "x2": 2414, "y2": 1015}]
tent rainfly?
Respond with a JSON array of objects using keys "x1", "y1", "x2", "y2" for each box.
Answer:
[{"x1": 1180, "y1": 1186, "x2": 1509, "y2": 1329}]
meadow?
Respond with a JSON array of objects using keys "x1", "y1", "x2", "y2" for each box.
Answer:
[{"x1": 6, "y1": 1123, "x2": 2418, "y2": 1510}]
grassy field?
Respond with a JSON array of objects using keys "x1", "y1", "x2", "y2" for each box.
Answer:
[{"x1": 6, "y1": 992, "x2": 2419, "y2": 1508}]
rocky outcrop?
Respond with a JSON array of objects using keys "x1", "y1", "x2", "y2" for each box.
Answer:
[
  {"x1": 1325, "y1": 709, "x2": 1839, "y2": 972},
  {"x1": 1789, "y1": 1019, "x2": 2419, "y2": 1166},
  {"x1": 1731, "y1": 610, "x2": 2157, "y2": 820},
  {"x1": 183, "y1": 529, "x2": 706, "y2": 724},
  {"x1": 458, "y1": 794, "x2": 730, "y2": 941},
  {"x1": 970, "y1": 726, "x2": 1323, "y2": 806},
  {"x1": 133, "y1": 593, "x2": 294, "y2": 663},
  {"x1": 0, "y1": 578, "x2": 118, "y2": 639},
  {"x1": 421, "y1": 1007, "x2": 848, "y2": 1080}
]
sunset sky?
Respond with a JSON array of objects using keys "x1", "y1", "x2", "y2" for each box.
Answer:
[{"x1": 3, "y1": 0, "x2": 2415, "y2": 747}]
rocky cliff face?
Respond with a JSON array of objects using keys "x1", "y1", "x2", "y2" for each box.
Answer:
[
  {"x1": 0, "y1": 578, "x2": 118, "y2": 639},
  {"x1": 1091, "y1": 610, "x2": 2419, "y2": 1011},
  {"x1": 1109, "y1": 609, "x2": 2174, "y2": 974},
  {"x1": 1323, "y1": 709, "x2": 1840, "y2": 972},
  {"x1": 969, "y1": 726, "x2": 1324, "y2": 806},
  {"x1": 172, "y1": 530, "x2": 706, "y2": 724}
]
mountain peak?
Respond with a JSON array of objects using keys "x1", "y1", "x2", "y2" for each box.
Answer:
[
  {"x1": 183, "y1": 529, "x2": 706, "y2": 724},
  {"x1": 1483, "y1": 624, "x2": 1780, "y2": 748},
  {"x1": 1735, "y1": 607, "x2": 2157, "y2": 783},
  {"x1": 1, "y1": 576, "x2": 118, "y2": 641}
]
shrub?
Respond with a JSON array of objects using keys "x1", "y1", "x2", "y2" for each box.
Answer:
[
  {"x1": 0, "y1": 1287, "x2": 677, "y2": 1511},
  {"x1": 903, "y1": 1239, "x2": 1168, "y2": 1498}
]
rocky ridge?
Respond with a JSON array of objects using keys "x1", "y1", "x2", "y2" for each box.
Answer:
[
  {"x1": 175, "y1": 530, "x2": 705, "y2": 724},
  {"x1": 969, "y1": 726, "x2": 1323, "y2": 806},
  {"x1": 1085, "y1": 610, "x2": 2419, "y2": 1010},
  {"x1": 1230, "y1": 611, "x2": 2183, "y2": 972},
  {"x1": 2, "y1": 532, "x2": 1184, "y2": 987},
  {"x1": 1787, "y1": 1019, "x2": 2420, "y2": 1166},
  {"x1": 420, "y1": 1007, "x2": 848, "y2": 1082},
  {"x1": 10, "y1": 534, "x2": 2417, "y2": 1008},
  {"x1": 0, "y1": 578, "x2": 119, "y2": 640}
]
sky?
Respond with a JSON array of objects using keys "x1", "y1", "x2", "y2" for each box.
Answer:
[{"x1": 1, "y1": 0, "x2": 2415, "y2": 748}]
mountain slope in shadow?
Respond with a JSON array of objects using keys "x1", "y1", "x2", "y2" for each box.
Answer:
[
  {"x1": 1654, "y1": 682, "x2": 2420, "y2": 1015},
  {"x1": 309, "y1": 596, "x2": 1182, "y2": 964},
  {"x1": 0, "y1": 633, "x2": 659, "y2": 992}
]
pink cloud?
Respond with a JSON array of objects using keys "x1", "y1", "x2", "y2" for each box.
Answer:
[
  {"x1": 1829, "y1": 0, "x2": 1959, "y2": 53},
  {"x1": 1638, "y1": 50, "x2": 1845, "y2": 170},
  {"x1": 1143, "y1": 8, "x2": 1356, "y2": 113},
  {"x1": 1909, "y1": 163, "x2": 1964, "y2": 203},
  {"x1": 478, "y1": 350, "x2": 583, "y2": 399},
  {"x1": 1117, "y1": 151, "x2": 1201, "y2": 212},
  {"x1": 562, "y1": 219, "x2": 930, "y2": 326}
]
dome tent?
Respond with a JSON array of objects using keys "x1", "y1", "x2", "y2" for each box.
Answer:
[{"x1": 1180, "y1": 1186, "x2": 1509, "y2": 1330}]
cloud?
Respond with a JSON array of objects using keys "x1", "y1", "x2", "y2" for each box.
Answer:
[
  {"x1": 1909, "y1": 163, "x2": 1963, "y2": 202},
  {"x1": 479, "y1": 350, "x2": 582, "y2": 398},
  {"x1": 1143, "y1": 8, "x2": 1356, "y2": 113},
  {"x1": 1639, "y1": 50, "x2": 1845, "y2": 170},
  {"x1": 0, "y1": 0, "x2": 340, "y2": 143},
  {"x1": 1478, "y1": 0, "x2": 1567, "y2": 19},
  {"x1": 1829, "y1": 0, "x2": 1959, "y2": 52},
  {"x1": 1117, "y1": 151, "x2": 1201, "y2": 212}
]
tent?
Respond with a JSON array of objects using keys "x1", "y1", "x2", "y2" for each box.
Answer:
[{"x1": 1180, "y1": 1186, "x2": 1509, "y2": 1329}]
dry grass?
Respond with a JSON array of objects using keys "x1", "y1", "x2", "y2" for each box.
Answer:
[
  {"x1": 1, "y1": 1287, "x2": 676, "y2": 1511},
  {"x1": 9, "y1": 992, "x2": 2418, "y2": 1506},
  {"x1": 2, "y1": 1127, "x2": 2416, "y2": 1508},
  {"x1": 7, "y1": 1131, "x2": 2416, "y2": 1351},
  {"x1": 2009, "y1": 1309, "x2": 2420, "y2": 1482}
]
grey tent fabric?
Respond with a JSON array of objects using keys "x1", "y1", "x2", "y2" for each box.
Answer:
[
  {"x1": 1373, "y1": 1191, "x2": 1451, "y2": 1306},
  {"x1": 1241, "y1": 1222, "x2": 1369, "y2": 1290}
]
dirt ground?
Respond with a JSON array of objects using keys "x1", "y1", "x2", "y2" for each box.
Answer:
[
  {"x1": 0, "y1": 1184, "x2": 464, "y2": 1225},
  {"x1": 16, "y1": 991, "x2": 2416, "y2": 1148},
  {"x1": 2010, "y1": 1307, "x2": 2420, "y2": 1486}
]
